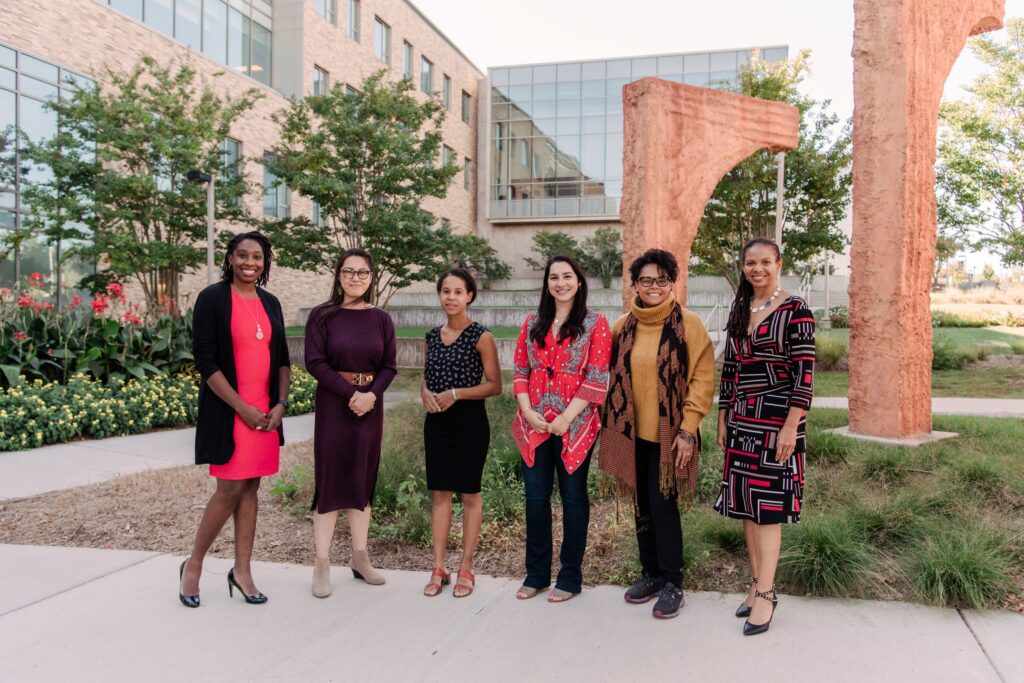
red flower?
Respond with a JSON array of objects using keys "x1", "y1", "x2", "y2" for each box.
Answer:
[
  {"x1": 123, "y1": 311, "x2": 142, "y2": 325},
  {"x1": 42, "y1": 302, "x2": 53, "y2": 311},
  {"x1": 27, "y1": 272, "x2": 44, "y2": 288},
  {"x1": 91, "y1": 295, "x2": 110, "y2": 314},
  {"x1": 68, "y1": 295, "x2": 82, "y2": 309},
  {"x1": 107, "y1": 282, "x2": 126, "y2": 303},
  {"x1": 17, "y1": 295, "x2": 33, "y2": 309},
  {"x1": 13, "y1": 331, "x2": 28, "y2": 342}
]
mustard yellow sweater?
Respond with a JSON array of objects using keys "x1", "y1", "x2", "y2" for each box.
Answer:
[{"x1": 611, "y1": 296, "x2": 716, "y2": 442}]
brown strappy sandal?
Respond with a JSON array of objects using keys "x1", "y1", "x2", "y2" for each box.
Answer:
[
  {"x1": 423, "y1": 567, "x2": 450, "y2": 597},
  {"x1": 453, "y1": 569, "x2": 475, "y2": 598}
]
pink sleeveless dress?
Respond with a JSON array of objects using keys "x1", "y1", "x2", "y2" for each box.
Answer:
[{"x1": 209, "y1": 290, "x2": 280, "y2": 480}]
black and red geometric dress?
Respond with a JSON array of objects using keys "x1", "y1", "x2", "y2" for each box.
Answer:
[{"x1": 714, "y1": 296, "x2": 816, "y2": 525}]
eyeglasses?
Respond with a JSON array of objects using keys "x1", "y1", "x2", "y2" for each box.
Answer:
[
  {"x1": 341, "y1": 268, "x2": 372, "y2": 280},
  {"x1": 637, "y1": 276, "x2": 671, "y2": 288}
]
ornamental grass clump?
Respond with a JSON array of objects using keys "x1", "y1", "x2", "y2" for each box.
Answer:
[
  {"x1": 845, "y1": 493, "x2": 934, "y2": 549},
  {"x1": 905, "y1": 527, "x2": 1017, "y2": 609},
  {"x1": 778, "y1": 516, "x2": 872, "y2": 597}
]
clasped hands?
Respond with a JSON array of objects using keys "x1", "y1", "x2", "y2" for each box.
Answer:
[
  {"x1": 348, "y1": 390, "x2": 377, "y2": 417},
  {"x1": 239, "y1": 403, "x2": 286, "y2": 432},
  {"x1": 523, "y1": 409, "x2": 571, "y2": 436},
  {"x1": 420, "y1": 385, "x2": 459, "y2": 413}
]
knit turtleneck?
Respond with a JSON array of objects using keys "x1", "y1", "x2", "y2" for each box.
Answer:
[{"x1": 628, "y1": 294, "x2": 675, "y2": 441}]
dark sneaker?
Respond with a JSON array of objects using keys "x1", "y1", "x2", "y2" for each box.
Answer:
[
  {"x1": 624, "y1": 574, "x2": 663, "y2": 604},
  {"x1": 652, "y1": 582, "x2": 684, "y2": 618}
]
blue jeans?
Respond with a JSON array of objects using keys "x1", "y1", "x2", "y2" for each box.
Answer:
[{"x1": 522, "y1": 436, "x2": 592, "y2": 594}]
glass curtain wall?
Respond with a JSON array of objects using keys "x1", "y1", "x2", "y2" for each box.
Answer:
[
  {"x1": 95, "y1": 0, "x2": 272, "y2": 86},
  {"x1": 487, "y1": 47, "x2": 787, "y2": 219},
  {"x1": 0, "y1": 43, "x2": 94, "y2": 290}
]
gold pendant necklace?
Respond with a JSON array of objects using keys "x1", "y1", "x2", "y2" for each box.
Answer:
[{"x1": 233, "y1": 286, "x2": 264, "y2": 340}]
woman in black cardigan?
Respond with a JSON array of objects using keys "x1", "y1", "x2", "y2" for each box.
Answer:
[{"x1": 178, "y1": 231, "x2": 291, "y2": 607}]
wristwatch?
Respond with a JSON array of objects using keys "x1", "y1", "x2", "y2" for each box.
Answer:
[{"x1": 276, "y1": 399, "x2": 289, "y2": 409}]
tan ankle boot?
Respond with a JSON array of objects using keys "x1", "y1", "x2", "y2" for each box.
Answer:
[
  {"x1": 350, "y1": 548, "x2": 386, "y2": 585},
  {"x1": 312, "y1": 557, "x2": 332, "y2": 598}
]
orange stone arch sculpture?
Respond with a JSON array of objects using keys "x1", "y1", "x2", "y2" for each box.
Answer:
[
  {"x1": 620, "y1": 79, "x2": 800, "y2": 307},
  {"x1": 847, "y1": 0, "x2": 1004, "y2": 440}
]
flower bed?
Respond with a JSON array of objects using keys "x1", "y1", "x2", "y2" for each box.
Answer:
[{"x1": 0, "y1": 367, "x2": 316, "y2": 452}]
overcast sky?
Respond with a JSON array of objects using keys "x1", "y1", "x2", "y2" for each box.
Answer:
[{"x1": 414, "y1": 0, "x2": 1023, "y2": 273}]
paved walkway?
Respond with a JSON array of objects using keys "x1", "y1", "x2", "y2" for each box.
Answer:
[
  {"x1": 813, "y1": 396, "x2": 1024, "y2": 418},
  {"x1": 0, "y1": 394, "x2": 1022, "y2": 681},
  {"x1": 0, "y1": 543, "x2": 1020, "y2": 682}
]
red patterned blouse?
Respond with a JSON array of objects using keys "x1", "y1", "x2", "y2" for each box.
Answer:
[{"x1": 511, "y1": 309, "x2": 612, "y2": 473}]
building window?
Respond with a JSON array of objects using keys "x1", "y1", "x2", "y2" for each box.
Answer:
[
  {"x1": 348, "y1": 0, "x2": 360, "y2": 42},
  {"x1": 420, "y1": 57, "x2": 433, "y2": 95},
  {"x1": 0, "y1": 42, "x2": 94, "y2": 290},
  {"x1": 461, "y1": 90, "x2": 472, "y2": 125},
  {"x1": 345, "y1": 84, "x2": 359, "y2": 95},
  {"x1": 403, "y1": 41, "x2": 413, "y2": 79},
  {"x1": 96, "y1": 0, "x2": 272, "y2": 86},
  {"x1": 220, "y1": 138, "x2": 241, "y2": 206},
  {"x1": 315, "y1": 0, "x2": 335, "y2": 23},
  {"x1": 312, "y1": 201, "x2": 328, "y2": 228},
  {"x1": 313, "y1": 65, "x2": 329, "y2": 96},
  {"x1": 442, "y1": 145, "x2": 454, "y2": 167},
  {"x1": 262, "y1": 155, "x2": 290, "y2": 219},
  {"x1": 442, "y1": 75, "x2": 451, "y2": 110},
  {"x1": 464, "y1": 157, "x2": 472, "y2": 191},
  {"x1": 374, "y1": 18, "x2": 391, "y2": 65}
]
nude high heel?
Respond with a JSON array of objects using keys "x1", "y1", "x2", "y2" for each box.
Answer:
[{"x1": 350, "y1": 548, "x2": 386, "y2": 585}]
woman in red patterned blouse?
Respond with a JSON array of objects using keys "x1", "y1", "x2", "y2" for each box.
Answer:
[{"x1": 511, "y1": 255, "x2": 611, "y2": 603}]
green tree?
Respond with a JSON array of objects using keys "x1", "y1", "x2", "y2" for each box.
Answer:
[
  {"x1": 579, "y1": 227, "x2": 622, "y2": 288},
  {"x1": 937, "y1": 19, "x2": 1024, "y2": 266},
  {"x1": 523, "y1": 230, "x2": 582, "y2": 270},
  {"x1": 16, "y1": 57, "x2": 260, "y2": 309},
  {"x1": 982, "y1": 264, "x2": 996, "y2": 282},
  {"x1": 263, "y1": 71, "x2": 463, "y2": 306},
  {"x1": 934, "y1": 234, "x2": 962, "y2": 288},
  {"x1": 693, "y1": 51, "x2": 852, "y2": 290},
  {"x1": 436, "y1": 228, "x2": 511, "y2": 287}
]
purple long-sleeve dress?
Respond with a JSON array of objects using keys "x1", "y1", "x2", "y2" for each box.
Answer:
[{"x1": 304, "y1": 304, "x2": 397, "y2": 513}]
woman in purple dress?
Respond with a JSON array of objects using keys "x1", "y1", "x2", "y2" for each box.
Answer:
[{"x1": 304, "y1": 248, "x2": 397, "y2": 598}]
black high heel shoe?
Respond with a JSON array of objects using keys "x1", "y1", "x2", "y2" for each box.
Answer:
[
  {"x1": 179, "y1": 560, "x2": 200, "y2": 608},
  {"x1": 735, "y1": 576, "x2": 757, "y2": 618},
  {"x1": 227, "y1": 568, "x2": 268, "y2": 604},
  {"x1": 743, "y1": 585, "x2": 778, "y2": 636}
]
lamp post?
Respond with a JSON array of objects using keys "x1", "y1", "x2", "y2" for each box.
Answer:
[{"x1": 186, "y1": 170, "x2": 215, "y2": 285}]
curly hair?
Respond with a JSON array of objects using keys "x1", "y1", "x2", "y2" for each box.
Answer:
[{"x1": 628, "y1": 248, "x2": 679, "y2": 283}]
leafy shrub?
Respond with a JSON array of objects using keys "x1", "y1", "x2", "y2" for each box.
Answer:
[
  {"x1": 829, "y1": 306, "x2": 849, "y2": 328},
  {"x1": 778, "y1": 516, "x2": 872, "y2": 597},
  {"x1": 523, "y1": 231, "x2": 582, "y2": 271},
  {"x1": 0, "y1": 279, "x2": 193, "y2": 388},
  {"x1": 931, "y1": 334, "x2": 985, "y2": 370},
  {"x1": 0, "y1": 366, "x2": 315, "y2": 451},
  {"x1": 579, "y1": 227, "x2": 623, "y2": 289},
  {"x1": 930, "y1": 311, "x2": 986, "y2": 328},
  {"x1": 905, "y1": 527, "x2": 1016, "y2": 609},
  {"x1": 815, "y1": 335, "x2": 848, "y2": 370}
]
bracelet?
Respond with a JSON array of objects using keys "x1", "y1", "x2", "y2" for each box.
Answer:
[
  {"x1": 677, "y1": 429, "x2": 695, "y2": 442},
  {"x1": 451, "y1": 388, "x2": 458, "y2": 401}
]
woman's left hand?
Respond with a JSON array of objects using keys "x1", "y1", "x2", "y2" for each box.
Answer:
[
  {"x1": 433, "y1": 389, "x2": 456, "y2": 412},
  {"x1": 349, "y1": 391, "x2": 377, "y2": 416},
  {"x1": 775, "y1": 422, "x2": 799, "y2": 463},
  {"x1": 673, "y1": 430, "x2": 696, "y2": 469},
  {"x1": 548, "y1": 413, "x2": 571, "y2": 436},
  {"x1": 264, "y1": 404, "x2": 286, "y2": 432}
]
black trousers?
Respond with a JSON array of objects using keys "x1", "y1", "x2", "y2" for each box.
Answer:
[{"x1": 635, "y1": 438, "x2": 683, "y2": 586}]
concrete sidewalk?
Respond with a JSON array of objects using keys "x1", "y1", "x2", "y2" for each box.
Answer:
[
  {"x1": 0, "y1": 392, "x2": 415, "y2": 501},
  {"x1": 0, "y1": 544, "x2": 1020, "y2": 683}
]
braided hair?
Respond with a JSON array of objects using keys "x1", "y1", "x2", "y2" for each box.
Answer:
[
  {"x1": 221, "y1": 231, "x2": 273, "y2": 288},
  {"x1": 725, "y1": 237, "x2": 781, "y2": 338}
]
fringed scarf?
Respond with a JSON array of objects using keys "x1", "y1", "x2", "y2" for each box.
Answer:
[{"x1": 599, "y1": 296, "x2": 700, "y2": 500}]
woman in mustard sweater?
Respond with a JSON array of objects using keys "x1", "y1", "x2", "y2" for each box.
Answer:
[{"x1": 600, "y1": 248, "x2": 715, "y2": 619}]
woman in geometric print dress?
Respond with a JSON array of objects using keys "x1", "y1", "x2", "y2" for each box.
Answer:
[{"x1": 715, "y1": 237, "x2": 815, "y2": 636}]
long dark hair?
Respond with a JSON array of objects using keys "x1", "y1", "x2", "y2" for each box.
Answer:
[
  {"x1": 325, "y1": 247, "x2": 374, "y2": 307},
  {"x1": 221, "y1": 231, "x2": 272, "y2": 287},
  {"x1": 726, "y1": 237, "x2": 782, "y2": 338},
  {"x1": 530, "y1": 255, "x2": 589, "y2": 347}
]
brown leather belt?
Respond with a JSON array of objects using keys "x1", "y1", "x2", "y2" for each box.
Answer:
[{"x1": 338, "y1": 370, "x2": 375, "y2": 387}]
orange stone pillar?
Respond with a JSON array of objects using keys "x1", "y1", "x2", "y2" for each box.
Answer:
[
  {"x1": 848, "y1": 0, "x2": 1003, "y2": 439},
  {"x1": 620, "y1": 79, "x2": 799, "y2": 307}
]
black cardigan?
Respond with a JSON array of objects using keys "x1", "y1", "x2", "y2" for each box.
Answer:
[{"x1": 192, "y1": 281, "x2": 290, "y2": 465}]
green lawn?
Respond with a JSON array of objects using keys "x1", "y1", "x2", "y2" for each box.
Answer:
[
  {"x1": 814, "y1": 368, "x2": 1024, "y2": 398},
  {"x1": 819, "y1": 326, "x2": 1024, "y2": 355}
]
